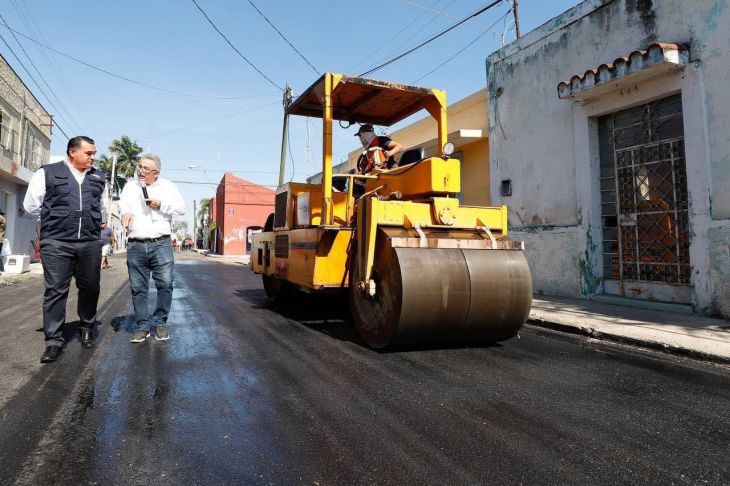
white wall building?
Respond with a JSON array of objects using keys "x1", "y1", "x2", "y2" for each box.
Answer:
[
  {"x1": 0, "y1": 54, "x2": 51, "y2": 258},
  {"x1": 487, "y1": 0, "x2": 730, "y2": 318}
]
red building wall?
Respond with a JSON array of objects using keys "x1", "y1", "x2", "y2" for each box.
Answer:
[{"x1": 214, "y1": 173, "x2": 274, "y2": 255}]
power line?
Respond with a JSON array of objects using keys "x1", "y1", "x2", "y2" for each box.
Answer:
[
  {"x1": 0, "y1": 13, "x2": 84, "y2": 134},
  {"x1": 145, "y1": 101, "x2": 280, "y2": 140},
  {"x1": 359, "y1": 0, "x2": 503, "y2": 77},
  {"x1": 12, "y1": 0, "x2": 98, "y2": 133},
  {"x1": 0, "y1": 21, "x2": 269, "y2": 100},
  {"x1": 370, "y1": 0, "x2": 457, "y2": 69},
  {"x1": 191, "y1": 0, "x2": 283, "y2": 91},
  {"x1": 353, "y1": 0, "x2": 442, "y2": 72},
  {"x1": 399, "y1": 0, "x2": 493, "y2": 31},
  {"x1": 0, "y1": 31, "x2": 70, "y2": 138},
  {"x1": 412, "y1": 7, "x2": 512, "y2": 84},
  {"x1": 246, "y1": 0, "x2": 319, "y2": 75}
]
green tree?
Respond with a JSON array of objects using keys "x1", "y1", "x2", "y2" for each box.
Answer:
[{"x1": 109, "y1": 135, "x2": 144, "y2": 178}]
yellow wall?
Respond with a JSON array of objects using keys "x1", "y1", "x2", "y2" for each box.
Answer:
[{"x1": 460, "y1": 139, "x2": 490, "y2": 205}]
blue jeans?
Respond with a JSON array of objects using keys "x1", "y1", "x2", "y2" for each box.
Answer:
[{"x1": 126, "y1": 238, "x2": 174, "y2": 332}]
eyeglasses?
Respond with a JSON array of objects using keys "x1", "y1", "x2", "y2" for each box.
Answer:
[{"x1": 138, "y1": 166, "x2": 158, "y2": 173}]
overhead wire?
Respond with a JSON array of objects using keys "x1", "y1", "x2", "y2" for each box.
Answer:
[
  {"x1": 351, "y1": 0, "x2": 441, "y2": 72},
  {"x1": 0, "y1": 21, "x2": 268, "y2": 100},
  {"x1": 12, "y1": 0, "x2": 98, "y2": 133},
  {"x1": 144, "y1": 100, "x2": 280, "y2": 140},
  {"x1": 246, "y1": 0, "x2": 320, "y2": 75},
  {"x1": 399, "y1": 0, "x2": 493, "y2": 31},
  {"x1": 0, "y1": 13, "x2": 84, "y2": 134},
  {"x1": 411, "y1": 6, "x2": 512, "y2": 83},
  {"x1": 364, "y1": 0, "x2": 457, "y2": 72},
  {"x1": 0, "y1": 31, "x2": 70, "y2": 138},
  {"x1": 358, "y1": 0, "x2": 503, "y2": 77},
  {"x1": 191, "y1": 0, "x2": 283, "y2": 91}
]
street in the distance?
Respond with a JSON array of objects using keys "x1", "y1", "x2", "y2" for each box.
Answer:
[{"x1": 0, "y1": 251, "x2": 727, "y2": 485}]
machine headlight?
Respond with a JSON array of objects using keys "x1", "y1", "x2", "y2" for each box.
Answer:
[{"x1": 442, "y1": 142, "x2": 455, "y2": 156}]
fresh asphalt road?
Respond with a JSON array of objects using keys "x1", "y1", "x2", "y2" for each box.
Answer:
[{"x1": 0, "y1": 252, "x2": 728, "y2": 485}]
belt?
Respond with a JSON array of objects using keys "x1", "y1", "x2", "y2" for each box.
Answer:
[{"x1": 128, "y1": 235, "x2": 170, "y2": 243}]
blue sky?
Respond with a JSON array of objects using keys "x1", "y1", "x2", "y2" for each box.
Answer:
[{"x1": 1, "y1": 0, "x2": 580, "y2": 231}]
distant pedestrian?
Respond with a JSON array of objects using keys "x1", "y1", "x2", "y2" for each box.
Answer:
[
  {"x1": 23, "y1": 136, "x2": 108, "y2": 363},
  {"x1": 100, "y1": 223, "x2": 115, "y2": 269},
  {"x1": 0, "y1": 209, "x2": 6, "y2": 272},
  {"x1": 120, "y1": 154, "x2": 185, "y2": 343}
]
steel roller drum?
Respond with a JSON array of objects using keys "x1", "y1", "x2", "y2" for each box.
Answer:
[{"x1": 350, "y1": 237, "x2": 532, "y2": 348}]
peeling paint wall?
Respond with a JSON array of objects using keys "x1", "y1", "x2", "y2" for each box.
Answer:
[
  {"x1": 487, "y1": 0, "x2": 730, "y2": 317},
  {"x1": 521, "y1": 228, "x2": 582, "y2": 297}
]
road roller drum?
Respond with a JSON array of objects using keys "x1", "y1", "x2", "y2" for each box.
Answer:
[{"x1": 349, "y1": 229, "x2": 532, "y2": 348}]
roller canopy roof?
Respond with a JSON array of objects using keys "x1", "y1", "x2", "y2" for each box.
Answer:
[{"x1": 287, "y1": 73, "x2": 443, "y2": 127}]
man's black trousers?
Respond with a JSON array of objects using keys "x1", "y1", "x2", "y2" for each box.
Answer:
[{"x1": 40, "y1": 238, "x2": 102, "y2": 347}]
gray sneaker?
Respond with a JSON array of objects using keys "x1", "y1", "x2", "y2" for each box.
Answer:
[
  {"x1": 155, "y1": 325, "x2": 170, "y2": 341},
  {"x1": 130, "y1": 330, "x2": 150, "y2": 343}
]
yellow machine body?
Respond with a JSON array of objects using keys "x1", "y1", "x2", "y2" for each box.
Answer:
[{"x1": 250, "y1": 73, "x2": 532, "y2": 348}]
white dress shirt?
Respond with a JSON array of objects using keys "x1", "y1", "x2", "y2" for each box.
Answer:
[
  {"x1": 119, "y1": 177, "x2": 185, "y2": 239},
  {"x1": 23, "y1": 159, "x2": 109, "y2": 218}
]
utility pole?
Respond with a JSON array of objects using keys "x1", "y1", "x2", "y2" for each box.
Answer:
[
  {"x1": 193, "y1": 199, "x2": 197, "y2": 250},
  {"x1": 513, "y1": 0, "x2": 521, "y2": 38},
  {"x1": 107, "y1": 153, "x2": 117, "y2": 225},
  {"x1": 278, "y1": 83, "x2": 293, "y2": 186}
]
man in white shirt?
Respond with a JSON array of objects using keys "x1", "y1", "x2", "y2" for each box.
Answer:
[
  {"x1": 23, "y1": 136, "x2": 108, "y2": 363},
  {"x1": 119, "y1": 154, "x2": 185, "y2": 343}
]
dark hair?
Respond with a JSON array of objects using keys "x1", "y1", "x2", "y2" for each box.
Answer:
[{"x1": 67, "y1": 136, "x2": 95, "y2": 155}]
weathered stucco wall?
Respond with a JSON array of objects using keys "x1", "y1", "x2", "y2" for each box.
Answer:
[
  {"x1": 487, "y1": 0, "x2": 730, "y2": 317},
  {"x1": 521, "y1": 228, "x2": 583, "y2": 297}
]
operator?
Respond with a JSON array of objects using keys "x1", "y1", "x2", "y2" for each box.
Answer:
[{"x1": 353, "y1": 124, "x2": 403, "y2": 197}]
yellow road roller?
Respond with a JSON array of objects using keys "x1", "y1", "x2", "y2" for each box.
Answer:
[{"x1": 250, "y1": 73, "x2": 532, "y2": 348}]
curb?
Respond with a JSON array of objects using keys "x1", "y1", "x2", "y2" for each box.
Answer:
[{"x1": 527, "y1": 317, "x2": 730, "y2": 366}]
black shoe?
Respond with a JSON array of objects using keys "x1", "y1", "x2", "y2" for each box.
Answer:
[
  {"x1": 80, "y1": 328, "x2": 94, "y2": 348},
  {"x1": 40, "y1": 346, "x2": 61, "y2": 363}
]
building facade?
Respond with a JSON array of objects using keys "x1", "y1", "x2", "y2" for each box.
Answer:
[
  {"x1": 0, "y1": 54, "x2": 51, "y2": 258},
  {"x1": 212, "y1": 173, "x2": 274, "y2": 255},
  {"x1": 487, "y1": 0, "x2": 730, "y2": 317}
]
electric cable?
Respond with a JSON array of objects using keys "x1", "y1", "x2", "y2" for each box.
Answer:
[
  {"x1": 0, "y1": 14, "x2": 85, "y2": 134},
  {"x1": 246, "y1": 0, "x2": 320, "y2": 75},
  {"x1": 359, "y1": 0, "x2": 503, "y2": 77},
  {"x1": 12, "y1": 0, "x2": 99, "y2": 133},
  {"x1": 145, "y1": 100, "x2": 279, "y2": 140},
  {"x1": 0, "y1": 31, "x2": 71, "y2": 138},
  {"x1": 0, "y1": 20, "x2": 270, "y2": 100},
  {"x1": 372, "y1": 0, "x2": 457, "y2": 66},
  {"x1": 351, "y1": 0, "x2": 441, "y2": 72},
  {"x1": 191, "y1": 0, "x2": 283, "y2": 91},
  {"x1": 399, "y1": 0, "x2": 493, "y2": 31},
  {"x1": 412, "y1": 7, "x2": 512, "y2": 83}
]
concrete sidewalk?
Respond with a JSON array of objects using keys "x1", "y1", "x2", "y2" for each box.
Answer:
[{"x1": 529, "y1": 295, "x2": 730, "y2": 365}]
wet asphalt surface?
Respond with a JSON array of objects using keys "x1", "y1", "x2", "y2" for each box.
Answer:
[{"x1": 0, "y1": 252, "x2": 729, "y2": 485}]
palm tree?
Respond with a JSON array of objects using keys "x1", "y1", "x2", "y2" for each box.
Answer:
[
  {"x1": 108, "y1": 136, "x2": 144, "y2": 178},
  {"x1": 95, "y1": 154, "x2": 127, "y2": 196}
]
